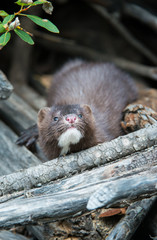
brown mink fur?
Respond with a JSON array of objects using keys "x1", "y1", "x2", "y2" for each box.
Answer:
[{"x1": 17, "y1": 60, "x2": 138, "y2": 160}]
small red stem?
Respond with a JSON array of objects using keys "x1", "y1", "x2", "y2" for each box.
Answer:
[{"x1": 14, "y1": 5, "x2": 31, "y2": 16}]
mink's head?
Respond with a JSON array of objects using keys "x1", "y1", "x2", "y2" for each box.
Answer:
[{"x1": 37, "y1": 104, "x2": 96, "y2": 158}]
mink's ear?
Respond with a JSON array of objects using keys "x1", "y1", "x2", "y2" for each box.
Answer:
[
  {"x1": 37, "y1": 107, "x2": 50, "y2": 127},
  {"x1": 81, "y1": 104, "x2": 92, "y2": 114}
]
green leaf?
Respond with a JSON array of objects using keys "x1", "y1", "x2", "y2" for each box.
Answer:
[
  {"x1": 0, "y1": 32, "x2": 11, "y2": 47},
  {"x1": 3, "y1": 15, "x2": 15, "y2": 24},
  {"x1": 26, "y1": 14, "x2": 59, "y2": 33},
  {"x1": 32, "y1": 1, "x2": 46, "y2": 6},
  {"x1": 0, "y1": 10, "x2": 8, "y2": 17},
  {"x1": 0, "y1": 24, "x2": 6, "y2": 33},
  {"x1": 14, "y1": 28, "x2": 34, "y2": 45}
]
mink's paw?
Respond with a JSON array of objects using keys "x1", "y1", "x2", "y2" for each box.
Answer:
[{"x1": 16, "y1": 124, "x2": 38, "y2": 147}]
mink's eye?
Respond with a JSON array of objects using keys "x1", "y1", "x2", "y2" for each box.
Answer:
[
  {"x1": 78, "y1": 114, "x2": 83, "y2": 119},
  {"x1": 54, "y1": 117, "x2": 58, "y2": 121}
]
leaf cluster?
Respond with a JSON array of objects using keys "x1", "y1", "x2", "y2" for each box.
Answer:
[{"x1": 0, "y1": 0, "x2": 59, "y2": 49}]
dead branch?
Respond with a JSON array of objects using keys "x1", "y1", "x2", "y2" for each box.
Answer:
[
  {"x1": 124, "y1": 3, "x2": 157, "y2": 32},
  {"x1": 113, "y1": 58, "x2": 157, "y2": 81},
  {"x1": 90, "y1": 4, "x2": 157, "y2": 64},
  {"x1": 34, "y1": 30, "x2": 157, "y2": 81}
]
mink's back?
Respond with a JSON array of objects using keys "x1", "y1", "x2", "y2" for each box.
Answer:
[{"x1": 48, "y1": 61, "x2": 138, "y2": 141}]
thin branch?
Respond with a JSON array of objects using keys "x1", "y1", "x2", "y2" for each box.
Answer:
[
  {"x1": 34, "y1": 30, "x2": 157, "y2": 81},
  {"x1": 91, "y1": 4, "x2": 157, "y2": 64},
  {"x1": 124, "y1": 3, "x2": 157, "y2": 32},
  {"x1": 113, "y1": 58, "x2": 157, "y2": 81}
]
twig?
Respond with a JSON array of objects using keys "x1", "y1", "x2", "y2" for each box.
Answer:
[
  {"x1": 113, "y1": 58, "x2": 157, "y2": 80},
  {"x1": 91, "y1": 4, "x2": 157, "y2": 64},
  {"x1": 124, "y1": 3, "x2": 157, "y2": 32}
]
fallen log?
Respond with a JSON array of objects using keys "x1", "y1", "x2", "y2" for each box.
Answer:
[
  {"x1": 0, "y1": 120, "x2": 40, "y2": 176},
  {"x1": 87, "y1": 164, "x2": 157, "y2": 210},
  {"x1": 0, "y1": 142, "x2": 157, "y2": 229},
  {"x1": 0, "y1": 93, "x2": 37, "y2": 134},
  {"x1": 0, "y1": 122, "x2": 156, "y2": 196},
  {"x1": 0, "y1": 70, "x2": 13, "y2": 100}
]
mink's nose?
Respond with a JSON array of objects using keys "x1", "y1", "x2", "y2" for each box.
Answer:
[{"x1": 65, "y1": 115, "x2": 77, "y2": 123}]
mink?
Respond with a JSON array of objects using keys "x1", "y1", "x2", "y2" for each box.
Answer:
[{"x1": 17, "y1": 60, "x2": 138, "y2": 160}]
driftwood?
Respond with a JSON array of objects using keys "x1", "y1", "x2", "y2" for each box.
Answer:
[{"x1": 0, "y1": 70, "x2": 13, "y2": 100}]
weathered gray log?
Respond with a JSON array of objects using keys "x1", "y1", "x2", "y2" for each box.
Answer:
[
  {"x1": 87, "y1": 164, "x2": 157, "y2": 210},
  {"x1": 0, "y1": 123, "x2": 156, "y2": 196},
  {"x1": 0, "y1": 230, "x2": 29, "y2": 240},
  {"x1": 0, "y1": 92, "x2": 37, "y2": 134},
  {"x1": 0, "y1": 144, "x2": 157, "y2": 229},
  {"x1": 0, "y1": 122, "x2": 41, "y2": 239},
  {"x1": 0, "y1": 120, "x2": 40, "y2": 176},
  {"x1": 0, "y1": 92, "x2": 48, "y2": 162},
  {"x1": 0, "y1": 70, "x2": 13, "y2": 100},
  {"x1": 106, "y1": 197, "x2": 157, "y2": 240},
  {"x1": 14, "y1": 84, "x2": 46, "y2": 111}
]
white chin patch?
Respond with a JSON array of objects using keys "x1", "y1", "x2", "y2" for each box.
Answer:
[{"x1": 58, "y1": 128, "x2": 83, "y2": 156}]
